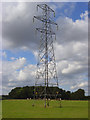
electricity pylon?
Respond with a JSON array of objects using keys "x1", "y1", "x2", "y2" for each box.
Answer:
[{"x1": 33, "y1": 4, "x2": 58, "y2": 108}]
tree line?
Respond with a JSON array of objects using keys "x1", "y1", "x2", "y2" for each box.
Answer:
[{"x1": 2, "y1": 86, "x2": 89, "y2": 100}]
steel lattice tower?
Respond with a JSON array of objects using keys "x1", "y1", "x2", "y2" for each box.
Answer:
[{"x1": 33, "y1": 4, "x2": 58, "y2": 107}]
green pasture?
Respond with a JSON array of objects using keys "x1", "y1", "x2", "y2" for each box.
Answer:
[
  {"x1": 2, "y1": 100, "x2": 88, "y2": 118},
  {"x1": 0, "y1": 100, "x2": 2, "y2": 119}
]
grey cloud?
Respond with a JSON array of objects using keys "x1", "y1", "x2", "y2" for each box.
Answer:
[{"x1": 2, "y1": 2, "x2": 41, "y2": 50}]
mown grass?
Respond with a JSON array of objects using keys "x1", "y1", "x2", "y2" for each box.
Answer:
[
  {"x1": 2, "y1": 99, "x2": 88, "y2": 118},
  {"x1": 0, "y1": 100, "x2": 2, "y2": 119}
]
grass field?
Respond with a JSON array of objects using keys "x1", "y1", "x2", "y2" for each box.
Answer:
[
  {"x1": 2, "y1": 99, "x2": 88, "y2": 118},
  {"x1": 0, "y1": 100, "x2": 2, "y2": 119}
]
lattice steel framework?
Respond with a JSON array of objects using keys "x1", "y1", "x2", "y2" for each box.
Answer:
[{"x1": 33, "y1": 4, "x2": 58, "y2": 107}]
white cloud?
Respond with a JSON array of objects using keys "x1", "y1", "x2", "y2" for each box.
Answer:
[
  {"x1": 71, "y1": 81, "x2": 88, "y2": 90},
  {"x1": 2, "y1": 57, "x2": 37, "y2": 94},
  {"x1": 80, "y1": 11, "x2": 88, "y2": 20},
  {"x1": 54, "y1": 10, "x2": 88, "y2": 79},
  {"x1": 10, "y1": 57, "x2": 15, "y2": 60},
  {"x1": 17, "y1": 64, "x2": 36, "y2": 81},
  {"x1": 2, "y1": 51, "x2": 7, "y2": 58},
  {"x1": 13, "y1": 57, "x2": 26, "y2": 70},
  {"x1": 62, "y1": 62, "x2": 83, "y2": 74},
  {"x1": 3, "y1": 57, "x2": 26, "y2": 72},
  {"x1": 56, "y1": 12, "x2": 88, "y2": 44}
]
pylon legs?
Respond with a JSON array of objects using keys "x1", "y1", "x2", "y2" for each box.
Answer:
[
  {"x1": 44, "y1": 98, "x2": 46, "y2": 108},
  {"x1": 44, "y1": 98, "x2": 49, "y2": 108}
]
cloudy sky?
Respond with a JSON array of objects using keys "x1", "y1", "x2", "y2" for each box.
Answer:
[{"x1": 0, "y1": 2, "x2": 88, "y2": 95}]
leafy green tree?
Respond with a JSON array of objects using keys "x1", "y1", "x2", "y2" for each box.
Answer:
[{"x1": 8, "y1": 86, "x2": 86, "y2": 100}]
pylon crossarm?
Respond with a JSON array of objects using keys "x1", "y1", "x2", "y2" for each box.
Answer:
[
  {"x1": 34, "y1": 16, "x2": 57, "y2": 26},
  {"x1": 37, "y1": 4, "x2": 55, "y2": 13},
  {"x1": 36, "y1": 28, "x2": 55, "y2": 35}
]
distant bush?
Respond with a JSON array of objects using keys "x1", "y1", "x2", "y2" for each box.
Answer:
[{"x1": 2, "y1": 86, "x2": 88, "y2": 100}]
